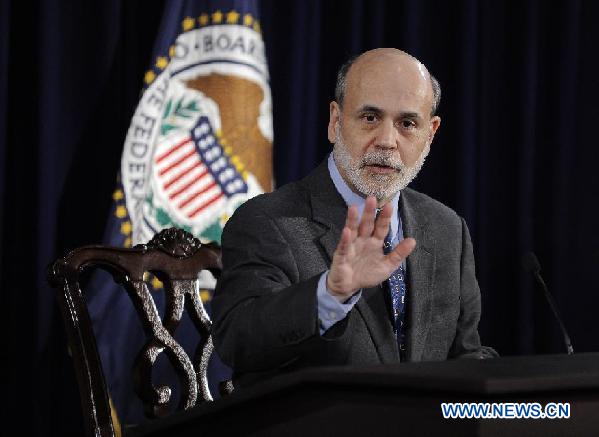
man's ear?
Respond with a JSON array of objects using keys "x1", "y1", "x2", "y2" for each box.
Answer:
[
  {"x1": 328, "y1": 101, "x2": 341, "y2": 144},
  {"x1": 428, "y1": 115, "x2": 441, "y2": 145}
]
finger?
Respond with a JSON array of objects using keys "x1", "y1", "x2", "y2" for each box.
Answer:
[
  {"x1": 386, "y1": 237, "x2": 416, "y2": 266},
  {"x1": 373, "y1": 202, "x2": 392, "y2": 240},
  {"x1": 358, "y1": 196, "x2": 377, "y2": 237},
  {"x1": 345, "y1": 204, "x2": 359, "y2": 237},
  {"x1": 335, "y1": 226, "x2": 352, "y2": 258}
]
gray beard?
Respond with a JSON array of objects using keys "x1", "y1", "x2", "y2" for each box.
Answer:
[{"x1": 332, "y1": 128, "x2": 430, "y2": 201}]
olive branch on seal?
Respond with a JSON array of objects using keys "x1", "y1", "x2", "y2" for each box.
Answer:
[{"x1": 160, "y1": 98, "x2": 200, "y2": 135}]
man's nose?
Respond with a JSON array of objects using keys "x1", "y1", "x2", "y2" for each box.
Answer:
[{"x1": 375, "y1": 120, "x2": 398, "y2": 149}]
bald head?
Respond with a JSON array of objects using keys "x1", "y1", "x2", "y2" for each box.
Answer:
[{"x1": 335, "y1": 48, "x2": 441, "y2": 117}]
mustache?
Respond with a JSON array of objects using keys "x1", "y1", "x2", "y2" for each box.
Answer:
[{"x1": 359, "y1": 152, "x2": 403, "y2": 169}]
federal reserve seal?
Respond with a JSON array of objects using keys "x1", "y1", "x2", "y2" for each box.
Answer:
[{"x1": 121, "y1": 11, "x2": 272, "y2": 249}]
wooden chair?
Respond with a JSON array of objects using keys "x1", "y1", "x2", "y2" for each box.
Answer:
[{"x1": 48, "y1": 228, "x2": 229, "y2": 437}]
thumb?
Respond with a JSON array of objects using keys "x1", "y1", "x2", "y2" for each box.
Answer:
[{"x1": 387, "y1": 238, "x2": 416, "y2": 265}]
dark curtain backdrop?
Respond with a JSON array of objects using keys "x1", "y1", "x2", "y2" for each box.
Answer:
[{"x1": 2, "y1": 0, "x2": 598, "y2": 434}]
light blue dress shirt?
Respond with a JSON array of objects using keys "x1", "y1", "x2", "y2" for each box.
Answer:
[{"x1": 317, "y1": 154, "x2": 405, "y2": 333}]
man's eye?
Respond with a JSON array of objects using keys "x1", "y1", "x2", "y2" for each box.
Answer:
[
  {"x1": 362, "y1": 113, "x2": 377, "y2": 122},
  {"x1": 400, "y1": 119, "x2": 416, "y2": 129}
]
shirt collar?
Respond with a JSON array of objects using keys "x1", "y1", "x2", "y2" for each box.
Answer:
[{"x1": 327, "y1": 153, "x2": 400, "y2": 240}]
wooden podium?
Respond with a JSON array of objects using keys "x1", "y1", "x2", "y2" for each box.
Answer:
[{"x1": 131, "y1": 353, "x2": 599, "y2": 436}]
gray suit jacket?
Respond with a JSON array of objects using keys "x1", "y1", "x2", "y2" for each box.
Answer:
[{"x1": 212, "y1": 160, "x2": 497, "y2": 386}]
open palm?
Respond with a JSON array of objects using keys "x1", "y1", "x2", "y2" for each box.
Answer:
[{"x1": 326, "y1": 196, "x2": 416, "y2": 301}]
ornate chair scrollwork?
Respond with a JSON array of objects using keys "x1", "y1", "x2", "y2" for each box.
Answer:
[{"x1": 47, "y1": 228, "x2": 226, "y2": 437}]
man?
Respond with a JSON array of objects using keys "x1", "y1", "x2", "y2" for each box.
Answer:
[{"x1": 212, "y1": 48, "x2": 497, "y2": 387}]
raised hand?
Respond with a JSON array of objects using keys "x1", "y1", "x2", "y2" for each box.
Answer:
[{"x1": 326, "y1": 196, "x2": 416, "y2": 302}]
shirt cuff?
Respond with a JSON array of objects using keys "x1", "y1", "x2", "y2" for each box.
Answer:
[{"x1": 317, "y1": 271, "x2": 362, "y2": 334}]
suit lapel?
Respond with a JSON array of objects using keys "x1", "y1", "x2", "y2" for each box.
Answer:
[
  {"x1": 305, "y1": 161, "x2": 347, "y2": 263},
  {"x1": 355, "y1": 288, "x2": 399, "y2": 363},
  {"x1": 401, "y1": 189, "x2": 435, "y2": 362},
  {"x1": 317, "y1": 226, "x2": 341, "y2": 264}
]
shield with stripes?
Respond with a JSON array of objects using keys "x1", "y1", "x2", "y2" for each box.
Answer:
[{"x1": 153, "y1": 115, "x2": 248, "y2": 225}]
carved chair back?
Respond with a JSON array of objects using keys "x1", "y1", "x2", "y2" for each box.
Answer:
[{"x1": 48, "y1": 228, "x2": 224, "y2": 437}]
